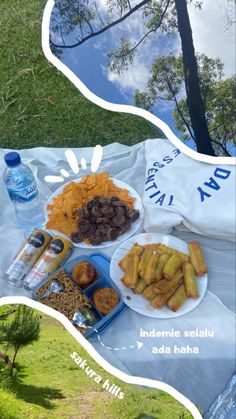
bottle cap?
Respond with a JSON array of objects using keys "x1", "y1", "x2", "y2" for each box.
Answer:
[{"x1": 4, "y1": 152, "x2": 21, "y2": 167}]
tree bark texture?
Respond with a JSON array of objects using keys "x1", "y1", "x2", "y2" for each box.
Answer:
[
  {"x1": 10, "y1": 345, "x2": 20, "y2": 376},
  {"x1": 174, "y1": 0, "x2": 215, "y2": 155}
]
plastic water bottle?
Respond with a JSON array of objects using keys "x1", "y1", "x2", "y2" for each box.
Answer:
[{"x1": 3, "y1": 152, "x2": 45, "y2": 234}]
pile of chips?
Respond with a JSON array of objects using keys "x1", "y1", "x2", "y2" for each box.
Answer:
[{"x1": 46, "y1": 172, "x2": 135, "y2": 238}]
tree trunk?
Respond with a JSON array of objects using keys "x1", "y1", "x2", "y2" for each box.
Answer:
[
  {"x1": 4, "y1": 342, "x2": 9, "y2": 357},
  {"x1": 4, "y1": 327, "x2": 12, "y2": 356},
  {"x1": 10, "y1": 345, "x2": 20, "y2": 377},
  {"x1": 174, "y1": 0, "x2": 215, "y2": 156}
]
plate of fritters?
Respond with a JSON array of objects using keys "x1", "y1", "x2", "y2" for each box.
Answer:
[
  {"x1": 45, "y1": 172, "x2": 143, "y2": 248},
  {"x1": 110, "y1": 233, "x2": 208, "y2": 318}
]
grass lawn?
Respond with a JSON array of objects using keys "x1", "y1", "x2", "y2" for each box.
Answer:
[
  {"x1": 0, "y1": 310, "x2": 193, "y2": 419},
  {"x1": 0, "y1": 0, "x2": 161, "y2": 150}
]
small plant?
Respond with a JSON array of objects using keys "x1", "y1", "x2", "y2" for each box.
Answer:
[
  {"x1": 0, "y1": 305, "x2": 41, "y2": 376},
  {"x1": 0, "y1": 361, "x2": 12, "y2": 389}
]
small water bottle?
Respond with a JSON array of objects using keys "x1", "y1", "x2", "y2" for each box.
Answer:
[{"x1": 3, "y1": 152, "x2": 45, "y2": 234}]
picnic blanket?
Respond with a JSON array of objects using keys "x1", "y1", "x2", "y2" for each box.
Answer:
[
  {"x1": 143, "y1": 140, "x2": 235, "y2": 242},
  {"x1": 0, "y1": 140, "x2": 235, "y2": 415}
]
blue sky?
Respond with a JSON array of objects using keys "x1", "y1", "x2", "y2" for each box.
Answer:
[
  {"x1": 61, "y1": 41, "x2": 187, "y2": 147},
  {"x1": 50, "y1": 0, "x2": 235, "y2": 155}
]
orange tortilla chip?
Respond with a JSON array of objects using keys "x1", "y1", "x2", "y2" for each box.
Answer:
[{"x1": 46, "y1": 172, "x2": 135, "y2": 238}]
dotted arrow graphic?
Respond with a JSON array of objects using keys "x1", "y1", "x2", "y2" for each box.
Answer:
[{"x1": 89, "y1": 327, "x2": 144, "y2": 351}]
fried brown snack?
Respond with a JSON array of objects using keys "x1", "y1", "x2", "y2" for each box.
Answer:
[
  {"x1": 150, "y1": 285, "x2": 179, "y2": 309},
  {"x1": 138, "y1": 249, "x2": 153, "y2": 278},
  {"x1": 143, "y1": 244, "x2": 160, "y2": 252},
  {"x1": 142, "y1": 284, "x2": 157, "y2": 301},
  {"x1": 93, "y1": 287, "x2": 119, "y2": 315},
  {"x1": 154, "y1": 269, "x2": 183, "y2": 294},
  {"x1": 134, "y1": 278, "x2": 147, "y2": 294},
  {"x1": 188, "y1": 242, "x2": 208, "y2": 276},
  {"x1": 144, "y1": 253, "x2": 159, "y2": 284},
  {"x1": 122, "y1": 254, "x2": 140, "y2": 289},
  {"x1": 72, "y1": 262, "x2": 97, "y2": 288},
  {"x1": 167, "y1": 284, "x2": 187, "y2": 312},
  {"x1": 159, "y1": 244, "x2": 189, "y2": 263},
  {"x1": 183, "y1": 262, "x2": 199, "y2": 299},
  {"x1": 119, "y1": 244, "x2": 143, "y2": 272},
  {"x1": 162, "y1": 253, "x2": 182, "y2": 280},
  {"x1": 155, "y1": 253, "x2": 170, "y2": 281}
]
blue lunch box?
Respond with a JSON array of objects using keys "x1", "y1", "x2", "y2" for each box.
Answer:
[{"x1": 33, "y1": 252, "x2": 127, "y2": 339}]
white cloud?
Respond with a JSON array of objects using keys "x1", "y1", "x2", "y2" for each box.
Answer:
[
  {"x1": 104, "y1": 0, "x2": 235, "y2": 99},
  {"x1": 106, "y1": 54, "x2": 151, "y2": 95},
  {"x1": 100, "y1": 12, "x2": 154, "y2": 96},
  {"x1": 188, "y1": 0, "x2": 235, "y2": 77},
  {"x1": 102, "y1": 11, "x2": 179, "y2": 97}
]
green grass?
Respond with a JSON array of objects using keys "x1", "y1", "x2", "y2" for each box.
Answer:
[
  {"x1": 0, "y1": 310, "x2": 193, "y2": 419},
  {"x1": 0, "y1": 0, "x2": 161, "y2": 150},
  {"x1": 0, "y1": 388, "x2": 24, "y2": 419}
]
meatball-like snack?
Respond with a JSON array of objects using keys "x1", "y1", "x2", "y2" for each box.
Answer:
[
  {"x1": 71, "y1": 195, "x2": 140, "y2": 245},
  {"x1": 72, "y1": 262, "x2": 97, "y2": 288},
  {"x1": 93, "y1": 287, "x2": 119, "y2": 315}
]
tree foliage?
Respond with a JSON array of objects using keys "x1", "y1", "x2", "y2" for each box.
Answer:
[
  {"x1": 0, "y1": 306, "x2": 41, "y2": 376},
  {"x1": 134, "y1": 54, "x2": 235, "y2": 155},
  {"x1": 51, "y1": 0, "x2": 202, "y2": 54},
  {"x1": 0, "y1": 305, "x2": 16, "y2": 319},
  {"x1": 50, "y1": 0, "x2": 234, "y2": 155}
]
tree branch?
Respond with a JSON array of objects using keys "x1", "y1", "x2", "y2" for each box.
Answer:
[
  {"x1": 127, "y1": 0, "x2": 132, "y2": 11},
  {"x1": 174, "y1": 94, "x2": 195, "y2": 141},
  {"x1": 77, "y1": 4, "x2": 84, "y2": 40},
  {"x1": 82, "y1": 14, "x2": 94, "y2": 34},
  {"x1": 110, "y1": 0, "x2": 171, "y2": 60},
  {"x1": 166, "y1": 76, "x2": 195, "y2": 141},
  {"x1": 94, "y1": 1, "x2": 105, "y2": 27},
  {"x1": 158, "y1": 96, "x2": 175, "y2": 101},
  {"x1": 211, "y1": 138, "x2": 231, "y2": 157},
  {"x1": 59, "y1": 23, "x2": 66, "y2": 46},
  {"x1": 51, "y1": 0, "x2": 152, "y2": 49}
]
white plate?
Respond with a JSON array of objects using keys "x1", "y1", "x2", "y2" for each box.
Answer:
[
  {"x1": 45, "y1": 178, "x2": 143, "y2": 249},
  {"x1": 110, "y1": 233, "x2": 208, "y2": 319}
]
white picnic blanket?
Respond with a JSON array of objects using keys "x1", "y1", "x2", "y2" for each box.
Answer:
[
  {"x1": 0, "y1": 140, "x2": 235, "y2": 414},
  {"x1": 143, "y1": 140, "x2": 236, "y2": 242}
]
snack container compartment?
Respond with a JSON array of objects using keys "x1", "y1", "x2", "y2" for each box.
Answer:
[
  {"x1": 83, "y1": 276, "x2": 116, "y2": 302},
  {"x1": 67, "y1": 257, "x2": 101, "y2": 290},
  {"x1": 63, "y1": 254, "x2": 126, "y2": 337},
  {"x1": 33, "y1": 267, "x2": 103, "y2": 323},
  {"x1": 33, "y1": 253, "x2": 126, "y2": 338}
]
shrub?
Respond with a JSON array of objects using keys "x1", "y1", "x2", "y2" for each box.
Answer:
[{"x1": 0, "y1": 361, "x2": 12, "y2": 390}]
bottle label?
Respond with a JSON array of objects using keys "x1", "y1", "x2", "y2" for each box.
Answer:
[
  {"x1": 24, "y1": 236, "x2": 73, "y2": 289},
  {"x1": 7, "y1": 181, "x2": 38, "y2": 203},
  {"x1": 6, "y1": 229, "x2": 53, "y2": 283}
]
